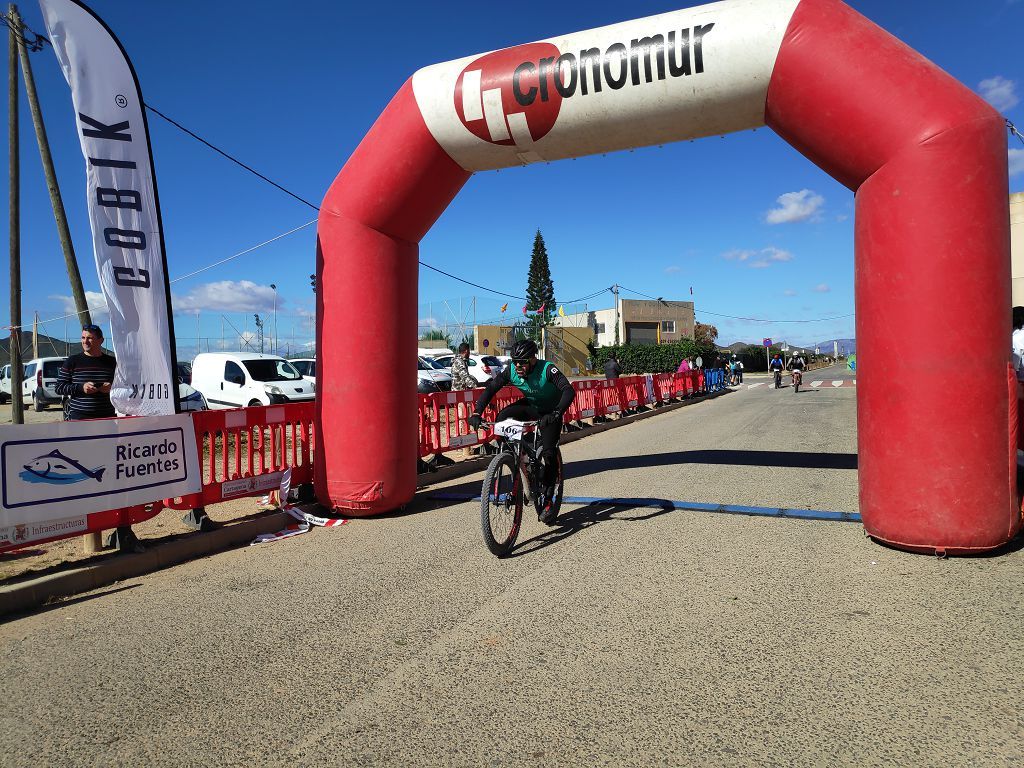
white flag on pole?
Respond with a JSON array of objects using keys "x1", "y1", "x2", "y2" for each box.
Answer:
[{"x1": 38, "y1": 0, "x2": 178, "y2": 415}]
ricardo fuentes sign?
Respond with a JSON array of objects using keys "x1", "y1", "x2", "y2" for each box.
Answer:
[{"x1": 0, "y1": 415, "x2": 201, "y2": 544}]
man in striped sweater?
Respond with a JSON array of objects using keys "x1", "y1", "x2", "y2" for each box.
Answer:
[
  {"x1": 56, "y1": 325, "x2": 141, "y2": 552},
  {"x1": 55, "y1": 324, "x2": 116, "y2": 420}
]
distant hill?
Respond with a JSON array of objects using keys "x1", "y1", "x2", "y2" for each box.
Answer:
[
  {"x1": 717, "y1": 338, "x2": 856, "y2": 356},
  {"x1": 813, "y1": 338, "x2": 856, "y2": 356},
  {"x1": 0, "y1": 332, "x2": 112, "y2": 365}
]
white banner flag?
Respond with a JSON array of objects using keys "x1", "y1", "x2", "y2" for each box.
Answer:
[{"x1": 39, "y1": 0, "x2": 177, "y2": 416}]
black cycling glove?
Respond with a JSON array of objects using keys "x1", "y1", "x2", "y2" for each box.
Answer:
[
  {"x1": 468, "y1": 413, "x2": 483, "y2": 430},
  {"x1": 539, "y1": 411, "x2": 562, "y2": 429}
]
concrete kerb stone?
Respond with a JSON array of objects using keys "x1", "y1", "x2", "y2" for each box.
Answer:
[
  {"x1": 1, "y1": 387, "x2": 730, "y2": 618},
  {"x1": 0, "y1": 510, "x2": 294, "y2": 620}
]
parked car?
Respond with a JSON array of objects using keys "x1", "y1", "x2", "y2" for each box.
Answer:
[
  {"x1": 290, "y1": 358, "x2": 316, "y2": 383},
  {"x1": 178, "y1": 382, "x2": 208, "y2": 412},
  {"x1": 14, "y1": 357, "x2": 67, "y2": 411},
  {"x1": 430, "y1": 353, "x2": 504, "y2": 384},
  {"x1": 417, "y1": 357, "x2": 452, "y2": 393},
  {"x1": 176, "y1": 361, "x2": 193, "y2": 385},
  {"x1": 191, "y1": 353, "x2": 315, "y2": 409}
]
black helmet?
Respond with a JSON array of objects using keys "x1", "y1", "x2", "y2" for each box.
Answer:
[{"x1": 510, "y1": 338, "x2": 538, "y2": 361}]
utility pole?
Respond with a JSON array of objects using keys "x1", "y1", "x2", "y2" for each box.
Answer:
[
  {"x1": 8, "y1": 5, "x2": 23, "y2": 424},
  {"x1": 14, "y1": 6, "x2": 91, "y2": 327},
  {"x1": 31, "y1": 310, "x2": 37, "y2": 358},
  {"x1": 612, "y1": 284, "x2": 621, "y2": 346}
]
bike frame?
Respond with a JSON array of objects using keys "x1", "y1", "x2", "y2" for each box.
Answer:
[{"x1": 493, "y1": 421, "x2": 543, "y2": 504}]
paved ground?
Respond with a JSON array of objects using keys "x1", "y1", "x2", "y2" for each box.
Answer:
[{"x1": 1, "y1": 367, "x2": 1021, "y2": 767}]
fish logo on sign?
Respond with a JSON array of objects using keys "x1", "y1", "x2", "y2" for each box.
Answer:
[
  {"x1": 19, "y1": 449, "x2": 106, "y2": 485},
  {"x1": 454, "y1": 43, "x2": 563, "y2": 157}
]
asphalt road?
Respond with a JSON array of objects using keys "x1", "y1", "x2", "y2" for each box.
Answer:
[{"x1": 2, "y1": 367, "x2": 1021, "y2": 767}]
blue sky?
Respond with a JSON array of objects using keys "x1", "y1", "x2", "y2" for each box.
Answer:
[{"x1": 2, "y1": 0, "x2": 1022, "y2": 355}]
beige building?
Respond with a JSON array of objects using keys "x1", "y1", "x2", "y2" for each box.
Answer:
[
  {"x1": 1012, "y1": 192, "x2": 1024, "y2": 306},
  {"x1": 554, "y1": 298, "x2": 695, "y2": 347}
]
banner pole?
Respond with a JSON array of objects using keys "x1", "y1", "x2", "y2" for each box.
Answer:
[{"x1": 14, "y1": 8, "x2": 92, "y2": 328}]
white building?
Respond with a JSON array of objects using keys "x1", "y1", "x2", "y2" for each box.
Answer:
[{"x1": 553, "y1": 298, "x2": 695, "y2": 347}]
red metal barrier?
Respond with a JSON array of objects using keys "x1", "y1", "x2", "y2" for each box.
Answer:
[
  {"x1": 418, "y1": 388, "x2": 483, "y2": 456},
  {"x1": 165, "y1": 402, "x2": 315, "y2": 510},
  {"x1": 568, "y1": 380, "x2": 599, "y2": 421}
]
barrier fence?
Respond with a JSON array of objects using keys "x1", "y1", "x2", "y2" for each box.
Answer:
[
  {"x1": 418, "y1": 371, "x2": 706, "y2": 457},
  {"x1": 3, "y1": 370, "x2": 717, "y2": 554}
]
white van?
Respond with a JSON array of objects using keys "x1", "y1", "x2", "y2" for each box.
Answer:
[
  {"x1": 191, "y1": 353, "x2": 315, "y2": 409},
  {"x1": 2, "y1": 357, "x2": 67, "y2": 411},
  {"x1": 0, "y1": 364, "x2": 11, "y2": 404}
]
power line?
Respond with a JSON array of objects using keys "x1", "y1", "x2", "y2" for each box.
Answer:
[
  {"x1": 617, "y1": 285, "x2": 854, "y2": 324},
  {"x1": 144, "y1": 104, "x2": 322, "y2": 212}
]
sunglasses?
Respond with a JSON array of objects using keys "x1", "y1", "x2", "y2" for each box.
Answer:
[{"x1": 511, "y1": 359, "x2": 531, "y2": 365}]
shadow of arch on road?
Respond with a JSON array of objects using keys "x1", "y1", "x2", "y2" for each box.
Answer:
[{"x1": 564, "y1": 449, "x2": 857, "y2": 479}]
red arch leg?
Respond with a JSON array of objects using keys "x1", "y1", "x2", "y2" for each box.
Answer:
[
  {"x1": 767, "y1": 0, "x2": 1019, "y2": 552},
  {"x1": 316, "y1": 79, "x2": 470, "y2": 514}
]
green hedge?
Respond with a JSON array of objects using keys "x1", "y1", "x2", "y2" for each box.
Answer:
[
  {"x1": 590, "y1": 340, "x2": 716, "y2": 374},
  {"x1": 588, "y1": 341, "x2": 817, "y2": 374}
]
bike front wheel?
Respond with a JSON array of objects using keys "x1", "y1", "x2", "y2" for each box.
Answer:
[{"x1": 481, "y1": 452, "x2": 523, "y2": 557}]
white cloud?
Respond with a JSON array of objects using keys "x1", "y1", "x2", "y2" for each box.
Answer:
[
  {"x1": 1010, "y1": 149, "x2": 1024, "y2": 176},
  {"x1": 765, "y1": 189, "x2": 825, "y2": 224},
  {"x1": 978, "y1": 76, "x2": 1019, "y2": 112},
  {"x1": 813, "y1": 283, "x2": 831, "y2": 293},
  {"x1": 722, "y1": 249, "x2": 756, "y2": 262},
  {"x1": 727, "y1": 246, "x2": 794, "y2": 269},
  {"x1": 418, "y1": 316, "x2": 440, "y2": 329},
  {"x1": 664, "y1": 265, "x2": 681, "y2": 274},
  {"x1": 784, "y1": 289, "x2": 798, "y2": 297},
  {"x1": 49, "y1": 290, "x2": 109, "y2": 321},
  {"x1": 173, "y1": 280, "x2": 281, "y2": 314}
]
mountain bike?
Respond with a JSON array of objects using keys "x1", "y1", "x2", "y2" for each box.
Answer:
[
  {"x1": 773, "y1": 369, "x2": 782, "y2": 389},
  {"x1": 479, "y1": 419, "x2": 564, "y2": 557},
  {"x1": 791, "y1": 369, "x2": 803, "y2": 393}
]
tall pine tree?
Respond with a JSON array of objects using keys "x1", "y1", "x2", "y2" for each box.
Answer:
[{"x1": 525, "y1": 229, "x2": 555, "y2": 343}]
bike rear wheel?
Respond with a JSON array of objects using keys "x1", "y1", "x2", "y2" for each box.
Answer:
[{"x1": 480, "y1": 452, "x2": 523, "y2": 557}]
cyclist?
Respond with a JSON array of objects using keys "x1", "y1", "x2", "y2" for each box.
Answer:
[
  {"x1": 469, "y1": 339, "x2": 575, "y2": 525},
  {"x1": 769, "y1": 353, "x2": 784, "y2": 388},
  {"x1": 788, "y1": 351, "x2": 806, "y2": 388}
]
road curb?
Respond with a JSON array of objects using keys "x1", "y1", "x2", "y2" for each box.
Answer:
[{"x1": 0, "y1": 510, "x2": 293, "y2": 620}]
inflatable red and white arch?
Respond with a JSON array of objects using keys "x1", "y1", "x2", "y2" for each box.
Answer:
[{"x1": 316, "y1": 0, "x2": 1017, "y2": 554}]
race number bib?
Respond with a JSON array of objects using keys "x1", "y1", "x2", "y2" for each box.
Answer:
[{"x1": 494, "y1": 419, "x2": 525, "y2": 441}]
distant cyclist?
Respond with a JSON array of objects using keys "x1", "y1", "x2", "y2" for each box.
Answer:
[
  {"x1": 769, "y1": 353, "x2": 784, "y2": 388},
  {"x1": 469, "y1": 339, "x2": 575, "y2": 524},
  {"x1": 788, "y1": 352, "x2": 806, "y2": 389}
]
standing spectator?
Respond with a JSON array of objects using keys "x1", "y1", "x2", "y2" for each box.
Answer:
[
  {"x1": 1013, "y1": 307, "x2": 1024, "y2": 381},
  {"x1": 604, "y1": 354, "x2": 622, "y2": 380},
  {"x1": 451, "y1": 343, "x2": 478, "y2": 457},
  {"x1": 450, "y1": 343, "x2": 476, "y2": 391},
  {"x1": 734, "y1": 356, "x2": 744, "y2": 384},
  {"x1": 676, "y1": 357, "x2": 691, "y2": 373},
  {"x1": 56, "y1": 324, "x2": 116, "y2": 420},
  {"x1": 55, "y1": 325, "x2": 140, "y2": 553}
]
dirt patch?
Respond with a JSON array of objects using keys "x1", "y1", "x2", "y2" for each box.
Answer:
[{"x1": 0, "y1": 494, "x2": 280, "y2": 585}]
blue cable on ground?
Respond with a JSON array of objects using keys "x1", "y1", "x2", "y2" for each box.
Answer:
[{"x1": 428, "y1": 493, "x2": 861, "y2": 524}]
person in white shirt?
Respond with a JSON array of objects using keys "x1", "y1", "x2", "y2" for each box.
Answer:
[{"x1": 1012, "y1": 307, "x2": 1024, "y2": 381}]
